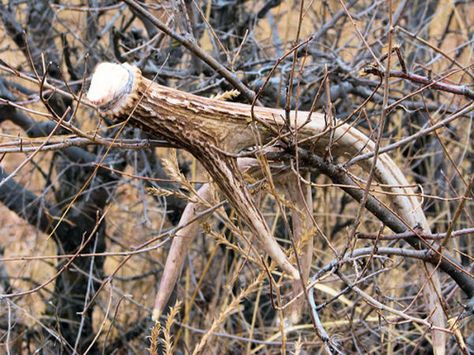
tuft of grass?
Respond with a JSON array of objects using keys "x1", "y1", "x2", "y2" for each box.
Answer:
[
  {"x1": 210, "y1": 89, "x2": 240, "y2": 101},
  {"x1": 163, "y1": 300, "x2": 182, "y2": 355},
  {"x1": 149, "y1": 321, "x2": 161, "y2": 355}
]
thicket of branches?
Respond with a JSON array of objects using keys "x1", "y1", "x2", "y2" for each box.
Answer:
[{"x1": 0, "y1": 0, "x2": 472, "y2": 354}]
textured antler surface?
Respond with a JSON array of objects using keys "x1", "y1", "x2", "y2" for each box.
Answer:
[{"x1": 87, "y1": 63, "x2": 446, "y2": 351}]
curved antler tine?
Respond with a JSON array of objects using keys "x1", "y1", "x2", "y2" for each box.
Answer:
[
  {"x1": 197, "y1": 154, "x2": 300, "y2": 280},
  {"x1": 310, "y1": 125, "x2": 447, "y2": 353},
  {"x1": 283, "y1": 172, "x2": 314, "y2": 325},
  {"x1": 154, "y1": 157, "x2": 300, "y2": 321},
  {"x1": 153, "y1": 183, "x2": 214, "y2": 321}
]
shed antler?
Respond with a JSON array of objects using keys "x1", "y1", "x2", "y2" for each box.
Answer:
[
  {"x1": 87, "y1": 63, "x2": 447, "y2": 350},
  {"x1": 88, "y1": 63, "x2": 300, "y2": 279}
]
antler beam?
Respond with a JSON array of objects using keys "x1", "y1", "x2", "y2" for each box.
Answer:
[{"x1": 87, "y1": 62, "x2": 453, "y2": 352}]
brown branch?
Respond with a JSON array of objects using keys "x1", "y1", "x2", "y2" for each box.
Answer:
[
  {"x1": 364, "y1": 66, "x2": 474, "y2": 100},
  {"x1": 294, "y1": 148, "x2": 474, "y2": 299},
  {"x1": 122, "y1": 0, "x2": 259, "y2": 104},
  {"x1": 346, "y1": 102, "x2": 474, "y2": 166}
]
